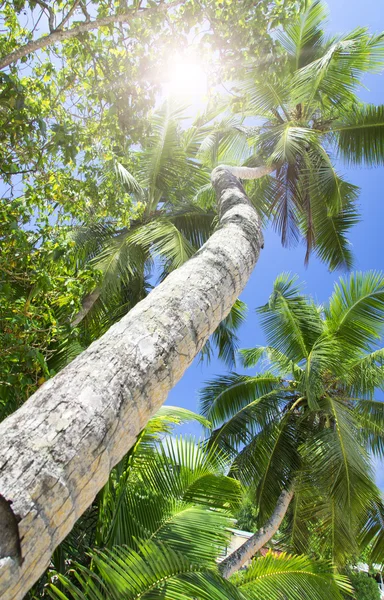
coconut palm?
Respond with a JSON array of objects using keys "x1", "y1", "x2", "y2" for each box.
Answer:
[
  {"x1": 44, "y1": 410, "x2": 351, "y2": 600},
  {"x1": 200, "y1": 271, "x2": 384, "y2": 575},
  {"x1": 54, "y1": 101, "x2": 245, "y2": 369},
  {"x1": 69, "y1": 101, "x2": 213, "y2": 331},
  {"x1": 3, "y1": 4, "x2": 384, "y2": 593},
  {"x1": 199, "y1": 0, "x2": 384, "y2": 269}
]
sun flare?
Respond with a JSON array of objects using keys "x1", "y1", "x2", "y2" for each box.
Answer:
[{"x1": 162, "y1": 54, "x2": 208, "y2": 112}]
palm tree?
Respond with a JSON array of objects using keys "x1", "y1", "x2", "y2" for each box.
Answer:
[
  {"x1": 200, "y1": 0, "x2": 384, "y2": 269},
  {"x1": 42, "y1": 411, "x2": 351, "y2": 600},
  {"x1": 2, "y1": 3, "x2": 384, "y2": 594},
  {"x1": 56, "y1": 101, "x2": 245, "y2": 368},
  {"x1": 70, "y1": 102, "x2": 211, "y2": 326},
  {"x1": 0, "y1": 163, "x2": 266, "y2": 599},
  {"x1": 200, "y1": 271, "x2": 384, "y2": 576}
]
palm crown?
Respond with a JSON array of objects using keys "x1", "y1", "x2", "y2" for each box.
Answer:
[
  {"x1": 200, "y1": 271, "x2": 384, "y2": 564},
  {"x1": 44, "y1": 407, "x2": 350, "y2": 600},
  {"x1": 203, "y1": 0, "x2": 384, "y2": 269},
  {"x1": 52, "y1": 102, "x2": 246, "y2": 370}
]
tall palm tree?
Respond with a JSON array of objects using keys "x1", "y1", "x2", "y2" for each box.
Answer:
[
  {"x1": 68, "y1": 101, "x2": 213, "y2": 331},
  {"x1": 0, "y1": 164, "x2": 265, "y2": 599},
  {"x1": 201, "y1": 271, "x2": 384, "y2": 575},
  {"x1": 199, "y1": 0, "x2": 384, "y2": 269},
  {"x1": 2, "y1": 4, "x2": 384, "y2": 595},
  {"x1": 56, "y1": 101, "x2": 245, "y2": 369},
  {"x1": 42, "y1": 410, "x2": 351, "y2": 600}
]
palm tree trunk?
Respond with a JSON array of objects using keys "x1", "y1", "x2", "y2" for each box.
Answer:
[
  {"x1": 219, "y1": 487, "x2": 294, "y2": 579},
  {"x1": 70, "y1": 287, "x2": 101, "y2": 327},
  {"x1": 0, "y1": 166, "x2": 267, "y2": 600}
]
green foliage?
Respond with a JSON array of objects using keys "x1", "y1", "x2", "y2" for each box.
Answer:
[
  {"x1": 346, "y1": 571, "x2": 381, "y2": 600},
  {"x1": 199, "y1": 1, "x2": 384, "y2": 269},
  {"x1": 201, "y1": 272, "x2": 384, "y2": 565},
  {"x1": 47, "y1": 547, "x2": 351, "y2": 600},
  {"x1": 233, "y1": 551, "x2": 351, "y2": 600},
  {"x1": 0, "y1": 198, "x2": 95, "y2": 419},
  {"x1": 26, "y1": 409, "x2": 350, "y2": 600}
]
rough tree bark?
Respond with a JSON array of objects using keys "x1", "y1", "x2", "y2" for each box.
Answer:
[
  {"x1": 0, "y1": 166, "x2": 270, "y2": 599},
  {"x1": 219, "y1": 487, "x2": 294, "y2": 579},
  {"x1": 0, "y1": 0, "x2": 181, "y2": 70}
]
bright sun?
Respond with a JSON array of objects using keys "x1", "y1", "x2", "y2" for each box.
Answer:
[{"x1": 162, "y1": 55, "x2": 208, "y2": 111}]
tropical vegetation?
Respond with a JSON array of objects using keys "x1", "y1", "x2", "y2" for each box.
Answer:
[
  {"x1": 1, "y1": 0, "x2": 384, "y2": 599},
  {"x1": 28, "y1": 407, "x2": 351, "y2": 600},
  {"x1": 201, "y1": 271, "x2": 384, "y2": 568}
]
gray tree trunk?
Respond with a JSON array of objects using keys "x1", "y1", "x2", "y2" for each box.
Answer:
[
  {"x1": 219, "y1": 487, "x2": 294, "y2": 579},
  {"x1": 0, "y1": 166, "x2": 266, "y2": 599}
]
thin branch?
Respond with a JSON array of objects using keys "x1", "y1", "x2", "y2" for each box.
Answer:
[
  {"x1": 55, "y1": 0, "x2": 80, "y2": 31},
  {"x1": 33, "y1": 0, "x2": 55, "y2": 32},
  {"x1": 0, "y1": 0, "x2": 182, "y2": 70},
  {"x1": 79, "y1": 0, "x2": 91, "y2": 23}
]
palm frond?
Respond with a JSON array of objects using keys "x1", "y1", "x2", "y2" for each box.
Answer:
[
  {"x1": 304, "y1": 397, "x2": 375, "y2": 517},
  {"x1": 351, "y1": 398, "x2": 384, "y2": 457},
  {"x1": 347, "y1": 349, "x2": 384, "y2": 397},
  {"x1": 276, "y1": 0, "x2": 327, "y2": 69},
  {"x1": 292, "y1": 29, "x2": 384, "y2": 109},
  {"x1": 199, "y1": 372, "x2": 281, "y2": 425},
  {"x1": 325, "y1": 271, "x2": 384, "y2": 351},
  {"x1": 359, "y1": 500, "x2": 384, "y2": 565},
  {"x1": 167, "y1": 203, "x2": 215, "y2": 248},
  {"x1": 310, "y1": 194, "x2": 359, "y2": 271},
  {"x1": 114, "y1": 160, "x2": 144, "y2": 197},
  {"x1": 334, "y1": 103, "x2": 384, "y2": 166},
  {"x1": 141, "y1": 436, "x2": 242, "y2": 512},
  {"x1": 233, "y1": 551, "x2": 351, "y2": 600},
  {"x1": 239, "y1": 346, "x2": 303, "y2": 378},
  {"x1": 257, "y1": 273, "x2": 323, "y2": 362},
  {"x1": 236, "y1": 71, "x2": 290, "y2": 119},
  {"x1": 130, "y1": 219, "x2": 196, "y2": 272},
  {"x1": 48, "y1": 541, "x2": 242, "y2": 600},
  {"x1": 253, "y1": 414, "x2": 301, "y2": 522}
]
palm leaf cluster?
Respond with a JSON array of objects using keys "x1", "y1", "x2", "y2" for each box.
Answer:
[
  {"x1": 52, "y1": 102, "x2": 247, "y2": 371},
  {"x1": 199, "y1": 0, "x2": 384, "y2": 269},
  {"x1": 70, "y1": 102, "x2": 214, "y2": 334},
  {"x1": 44, "y1": 408, "x2": 350, "y2": 600},
  {"x1": 200, "y1": 271, "x2": 384, "y2": 564}
]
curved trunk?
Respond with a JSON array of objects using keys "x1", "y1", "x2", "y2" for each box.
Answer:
[
  {"x1": 219, "y1": 487, "x2": 294, "y2": 579},
  {"x1": 0, "y1": 166, "x2": 265, "y2": 599}
]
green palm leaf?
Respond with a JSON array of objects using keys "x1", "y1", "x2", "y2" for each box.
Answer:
[
  {"x1": 325, "y1": 271, "x2": 384, "y2": 351},
  {"x1": 199, "y1": 372, "x2": 281, "y2": 426},
  {"x1": 276, "y1": 0, "x2": 327, "y2": 69},
  {"x1": 257, "y1": 273, "x2": 323, "y2": 362},
  {"x1": 334, "y1": 103, "x2": 384, "y2": 166},
  {"x1": 233, "y1": 551, "x2": 351, "y2": 600},
  {"x1": 48, "y1": 541, "x2": 242, "y2": 600},
  {"x1": 130, "y1": 219, "x2": 196, "y2": 272}
]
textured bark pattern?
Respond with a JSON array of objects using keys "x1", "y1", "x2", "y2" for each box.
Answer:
[
  {"x1": 0, "y1": 167, "x2": 263, "y2": 599},
  {"x1": 219, "y1": 488, "x2": 294, "y2": 579},
  {"x1": 222, "y1": 165, "x2": 275, "y2": 179}
]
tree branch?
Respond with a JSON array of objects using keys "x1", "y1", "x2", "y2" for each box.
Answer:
[
  {"x1": 34, "y1": 0, "x2": 55, "y2": 32},
  {"x1": 0, "y1": 0, "x2": 182, "y2": 70},
  {"x1": 55, "y1": 0, "x2": 81, "y2": 31}
]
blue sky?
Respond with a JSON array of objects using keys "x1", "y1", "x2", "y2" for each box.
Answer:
[{"x1": 167, "y1": 0, "x2": 384, "y2": 489}]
